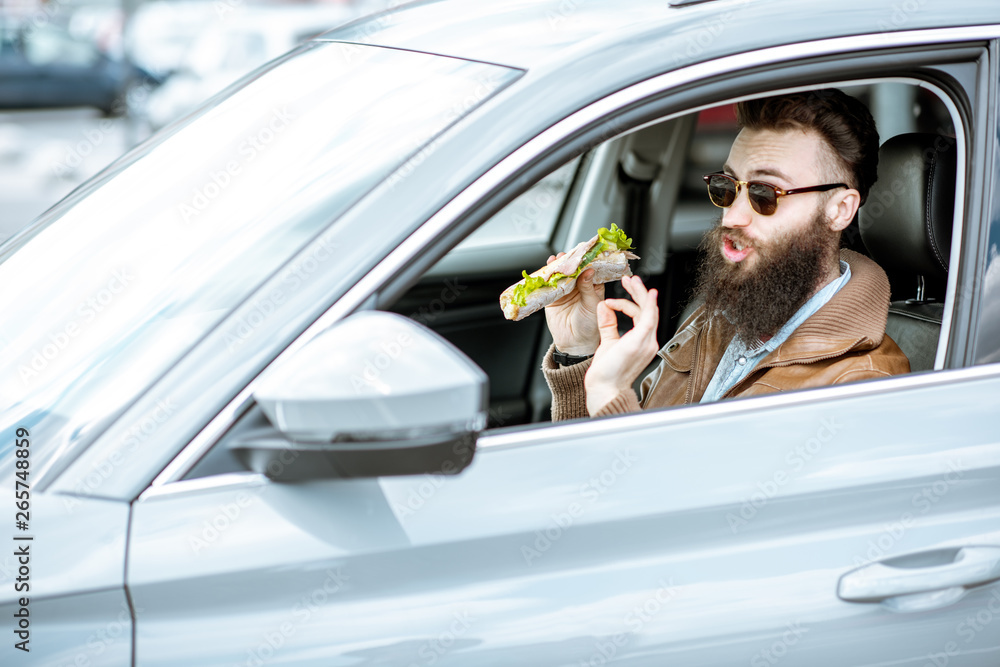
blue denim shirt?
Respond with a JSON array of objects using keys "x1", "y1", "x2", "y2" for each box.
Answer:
[{"x1": 700, "y1": 260, "x2": 851, "y2": 403}]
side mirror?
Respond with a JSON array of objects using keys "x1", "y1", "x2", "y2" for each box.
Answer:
[{"x1": 232, "y1": 311, "x2": 488, "y2": 482}]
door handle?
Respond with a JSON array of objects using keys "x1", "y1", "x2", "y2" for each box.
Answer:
[{"x1": 838, "y1": 546, "x2": 1000, "y2": 610}]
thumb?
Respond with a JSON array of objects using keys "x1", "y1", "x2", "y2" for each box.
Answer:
[
  {"x1": 577, "y1": 268, "x2": 604, "y2": 310},
  {"x1": 596, "y1": 301, "x2": 619, "y2": 344}
]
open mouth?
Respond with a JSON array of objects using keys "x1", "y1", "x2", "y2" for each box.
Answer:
[{"x1": 723, "y1": 235, "x2": 752, "y2": 263}]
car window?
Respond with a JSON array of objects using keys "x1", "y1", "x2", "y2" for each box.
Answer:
[
  {"x1": 454, "y1": 158, "x2": 580, "y2": 251},
  {"x1": 385, "y1": 79, "x2": 963, "y2": 432}
]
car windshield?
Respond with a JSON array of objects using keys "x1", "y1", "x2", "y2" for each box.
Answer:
[{"x1": 0, "y1": 41, "x2": 520, "y2": 479}]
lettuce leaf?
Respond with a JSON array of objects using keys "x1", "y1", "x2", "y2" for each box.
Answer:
[
  {"x1": 599, "y1": 223, "x2": 634, "y2": 251},
  {"x1": 510, "y1": 270, "x2": 570, "y2": 307},
  {"x1": 510, "y1": 224, "x2": 633, "y2": 307}
]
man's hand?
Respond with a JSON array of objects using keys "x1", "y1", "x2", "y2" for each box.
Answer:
[
  {"x1": 543, "y1": 253, "x2": 604, "y2": 356},
  {"x1": 584, "y1": 275, "x2": 659, "y2": 415}
]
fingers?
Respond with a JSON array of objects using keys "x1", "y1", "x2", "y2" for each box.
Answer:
[
  {"x1": 576, "y1": 268, "x2": 605, "y2": 310},
  {"x1": 604, "y1": 293, "x2": 658, "y2": 334},
  {"x1": 619, "y1": 274, "x2": 649, "y2": 302},
  {"x1": 620, "y1": 276, "x2": 658, "y2": 326},
  {"x1": 546, "y1": 251, "x2": 567, "y2": 265},
  {"x1": 602, "y1": 297, "x2": 642, "y2": 319},
  {"x1": 596, "y1": 301, "x2": 620, "y2": 344},
  {"x1": 638, "y1": 287, "x2": 659, "y2": 335}
]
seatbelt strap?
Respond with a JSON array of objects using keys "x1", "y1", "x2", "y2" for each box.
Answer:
[{"x1": 617, "y1": 150, "x2": 657, "y2": 244}]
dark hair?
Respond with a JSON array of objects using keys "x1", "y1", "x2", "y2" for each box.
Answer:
[{"x1": 736, "y1": 89, "x2": 879, "y2": 205}]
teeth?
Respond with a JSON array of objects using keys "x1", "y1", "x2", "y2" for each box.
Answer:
[{"x1": 733, "y1": 241, "x2": 744, "y2": 251}]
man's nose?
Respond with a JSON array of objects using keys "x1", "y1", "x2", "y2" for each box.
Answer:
[{"x1": 721, "y1": 187, "x2": 754, "y2": 228}]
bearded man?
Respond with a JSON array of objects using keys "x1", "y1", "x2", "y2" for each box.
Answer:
[{"x1": 542, "y1": 89, "x2": 910, "y2": 420}]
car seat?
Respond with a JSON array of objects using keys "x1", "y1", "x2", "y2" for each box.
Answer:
[{"x1": 859, "y1": 132, "x2": 957, "y2": 372}]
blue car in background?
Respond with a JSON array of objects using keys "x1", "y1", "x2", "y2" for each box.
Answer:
[
  {"x1": 1, "y1": 0, "x2": 999, "y2": 665},
  {"x1": 0, "y1": 21, "x2": 159, "y2": 115}
]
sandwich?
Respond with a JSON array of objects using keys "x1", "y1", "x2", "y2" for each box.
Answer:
[{"x1": 500, "y1": 224, "x2": 639, "y2": 321}]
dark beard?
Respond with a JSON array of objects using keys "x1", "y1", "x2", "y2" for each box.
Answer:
[{"x1": 692, "y1": 211, "x2": 839, "y2": 344}]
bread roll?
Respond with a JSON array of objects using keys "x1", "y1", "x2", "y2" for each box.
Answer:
[{"x1": 499, "y1": 251, "x2": 634, "y2": 321}]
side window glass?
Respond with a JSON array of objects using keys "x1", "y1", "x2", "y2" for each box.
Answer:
[
  {"x1": 671, "y1": 103, "x2": 740, "y2": 253},
  {"x1": 453, "y1": 157, "x2": 580, "y2": 251}
]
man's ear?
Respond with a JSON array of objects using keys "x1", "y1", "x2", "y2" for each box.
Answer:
[{"x1": 826, "y1": 188, "x2": 861, "y2": 232}]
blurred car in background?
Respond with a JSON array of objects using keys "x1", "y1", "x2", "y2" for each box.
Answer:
[
  {"x1": 0, "y1": 20, "x2": 160, "y2": 116},
  {"x1": 142, "y1": 4, "x2": 358, "y2": 128},
  {"x1": 125, "y1": 0, "x2": 226, "y2": 79}
]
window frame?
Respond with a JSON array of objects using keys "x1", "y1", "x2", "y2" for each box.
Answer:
[{"x1": 143, "y1": 28, "x2": 995, "y2": 494}]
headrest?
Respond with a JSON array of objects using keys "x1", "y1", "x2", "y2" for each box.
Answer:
[{"x1": 859, "y1": 133, "x2": 956, "y2": 281}]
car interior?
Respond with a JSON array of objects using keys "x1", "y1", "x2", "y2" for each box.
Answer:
[{"x1": 387, "y1": 81, "x2": 960, "y2": 430}]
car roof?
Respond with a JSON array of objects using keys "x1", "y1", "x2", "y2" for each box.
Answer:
[{"x1": 320, "y1": 0, "x2": 998, "y2": 71}]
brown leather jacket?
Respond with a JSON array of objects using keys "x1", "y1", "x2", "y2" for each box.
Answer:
[{"x1": 543, "y1": 250, "x2": 910, "y2": 420}]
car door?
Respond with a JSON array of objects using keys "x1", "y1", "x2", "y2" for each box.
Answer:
[
  {"x1": 0, "y1": 493, "x2": 132, "y2": 666},
  {"x1": 126, "y1": 367, "x2": 1000, "y2": 666},
  {"x1": 125, "y1": 32, "x2": 1000, "y2": 667}
]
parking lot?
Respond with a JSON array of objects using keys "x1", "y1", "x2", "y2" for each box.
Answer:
[{"x1": 0, "y1": 108, "x2": 148, "y2": 242}]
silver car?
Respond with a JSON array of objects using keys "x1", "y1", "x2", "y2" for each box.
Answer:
[{"x1": 2, "y1": 0, "x2": 1000, "y2": 665}]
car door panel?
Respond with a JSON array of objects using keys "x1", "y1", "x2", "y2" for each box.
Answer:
[
  {"x1": 128, "y1": 366, "x2": 1000, "y2": 666},
  {"x1": 0, "y1": 495, "x2": 131, "y2": 666}
]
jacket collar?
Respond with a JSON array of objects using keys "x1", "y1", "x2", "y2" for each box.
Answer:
[{"x1": 765, "y1": 249, "x2": 891, "y2": 364}]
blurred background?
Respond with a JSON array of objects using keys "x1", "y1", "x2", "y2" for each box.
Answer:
[{"x1": 0, "y1": 0, "x2": 392, "y2": 243}]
